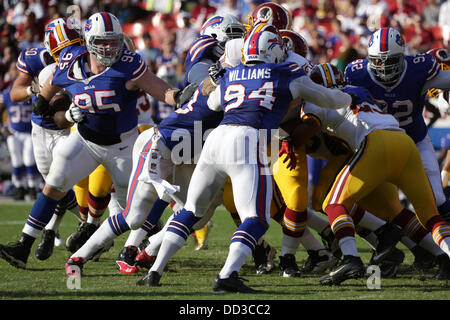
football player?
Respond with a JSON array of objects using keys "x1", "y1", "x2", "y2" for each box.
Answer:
[
  {"x1": 345, "y1": 28, "x2": 450, "y2": 223},
  {"x1": 138, "y1": 25, "x2": 353, "y2": 292},
  {"x1": 0, "y1": 12, "x2": 191, "y2": 270},
  {"x1": 6, "y1": 18, "x2": 83, "y2": 263},
  {"x1": 0, "y1": 64, "x2": 41, "y2": 201},
  {"x1": 218, "y1": 17, "x2": 338, "y2": 275},
  {"x1": 300, "y1": 63, "x2": 450, "y2": 285}
]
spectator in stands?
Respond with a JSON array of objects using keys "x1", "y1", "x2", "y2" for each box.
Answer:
[
  {"x1": 175, "y1": 11, "x2": 199, "y2": 56},
  {"x1": 137, "y1": 33, "x2": 161, "y2": 73},
  {"x1": 422, "y1": 0, "x2": 441, "y2": 27},
  {"x1": 215, "y1": 0, "x2": 245, "y2": 21},
  {"x1": 155, "y1": 37, "x2": 179, "y2": 72},
  {"x1": 439, "y1": 0, "x2": 450, "y2": 48},
  {"x1": 190, "y1": 0, "x2": 217, "y2": 29}
]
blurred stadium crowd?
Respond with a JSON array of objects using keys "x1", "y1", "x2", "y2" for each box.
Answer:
[{"x1": 0, "y1": 0, "x2": 448, "y2": 197}]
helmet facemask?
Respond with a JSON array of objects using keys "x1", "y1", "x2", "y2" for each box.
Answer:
[
  {"x1": 87, "y1": 33, "x2": 123, "y2": 67},
  {"x1": 368, "y1": 52, "x2": 404, "y2": 84}
]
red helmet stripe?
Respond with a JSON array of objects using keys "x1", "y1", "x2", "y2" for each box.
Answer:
[{"x1": 101, "y1": 12, "x2": 113, "y2": 32}]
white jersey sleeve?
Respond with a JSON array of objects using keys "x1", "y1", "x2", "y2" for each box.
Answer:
[
  {"x1": 38, "y1": 63, "x2": 57, "y2": 90},
  {"x1": 207, "y1": 85, "x2": 222, "y2": 112},
  {"x1": 223, "y1": 38, "x2": 245, "y2": 67},
  {"x1": 289, "y1": 76, "x2": 352, "y2": 110}
]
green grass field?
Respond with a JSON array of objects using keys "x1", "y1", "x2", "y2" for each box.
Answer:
[{"x1": 0, "y1": 201, "x2": 449, "y2": 302}]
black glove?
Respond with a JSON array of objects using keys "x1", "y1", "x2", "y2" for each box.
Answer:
[
  {"x1": 208, "y1": 61, "x2": 226, "y2": 87},
  {"x1": 32, "y1": 94, "x2": 55, "y2": 117},
  {"x1": 323, "y1": 132, "x2": 350, "y2": 156},
  {"x1": 173, "y1": 82, "x2": 199, "y2": 108}
]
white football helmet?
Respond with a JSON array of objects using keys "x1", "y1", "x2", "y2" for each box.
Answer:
[
  {"x1": 84, "y1": 12, "x2": 123, "y2": 67},
  {"x1": 200, "y1": 14, "x2": 246, "y2": 43},
  {"x1": 367, "y1": 27, "x2": 406, "y2": 84},
  {"x1": 243, "y1": 24, "x2": 286, "y2": 65}
]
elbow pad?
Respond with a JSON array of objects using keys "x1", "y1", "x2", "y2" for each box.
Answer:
[{"x1": 32, "y1": 94, "x2": 55, "y2": 117}]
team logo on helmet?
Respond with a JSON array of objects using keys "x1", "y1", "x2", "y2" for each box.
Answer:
[
  {"x1": 368, "y1": 35, "x2": 374, "y2": 47},
  {"x1": 85, "y1": 19, "x2": 92, "y2": 32},
  {"x1": 257, "y1": 7, "x2": 273, "y2": 22},
  {"x1": 200, "y1": 16, "x2": 224, "y2": 33},
  {"x1": 395, "y1": 33, "x2": 405, "y2": 47}
]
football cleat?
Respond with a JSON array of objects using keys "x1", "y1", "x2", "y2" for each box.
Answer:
[
  {"x1": 319, "y1": 255, "x2": 365, "y2": 286},
  {"x1": 35, "y1": 229, "x2": 56, "y2": 260},
  {"x1": 370, "y1": 223, "x2": 403, "y2": 265},
  {"x1": 0, "y1": 238, "x2": 30, "y2": 269},
  {"x1": 65, "y1": 256, "x2": 84, "y2": 277},
  {"x1": 65, "y1": 222, "x2": 99, "y2": 253},
  {"x1": 135, "y1": 250, "x2": 156, "y2": 269},
  {"x1": 136, "y1": 271, "x2": 161, "y2": 286},
  {"x1": 369, "y1": 247, "x2": 405, "y2": 278},
  {"x1": 319, "y1": 226, "x2": 342, "y2": 258},
  {"x1": 279, "y1": 254, "x2": 302, "y2": 277},
  {"x1": 302, "y1": 249, "x2": 338, "y2": 274},
  {"x1": 13, "y1": 187, "x2": 26, "y2": 201},
  {"x1": 253, "y1": 240, "x2": 276, "y2": 274},
  {"x1": 213, "y1": 271, "x2": 259, "y2": 293},
  {"x1": 411, "y1": 245, "x2": 436, "y2": 272},
  {"x1": 434, "y1": 254, "x2": 450, "y2": 280},
  {"x1": 116, "y1": 246, "x2": 139, "y2": 274}
]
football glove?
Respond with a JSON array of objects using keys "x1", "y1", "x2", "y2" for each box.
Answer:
[
  {"x1": 32, "y1": 94, "x2": 55, "y2": 117},
  {"x1": 208, "y1": 61, "x2": 226, "y2": 87},
  {"x1": 65, "y1": 103, "x2": 85, "y2": 123},
  {"x1": 26, "y1": 80, "x2": 40, "y2": 97},
  {"x1": 173, "y1": 82, "x2": 198, "y2": 108},
  {"x1": 278, "y1": 138, "x2": 297, "y2": 171}
]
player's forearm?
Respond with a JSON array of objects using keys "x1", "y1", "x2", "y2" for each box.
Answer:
[
  {"x1": 423, "y1": 70, "x2": 450, "y2": 92},
  {"x1": 10, "y1": 82, "x2": 32, "y2": 102},
  {"x1": 291, "y1": 76, "x2": 351, "y2": 109}
]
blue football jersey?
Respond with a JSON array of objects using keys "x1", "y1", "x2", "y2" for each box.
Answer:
[
  {"x1": 218, "y1": 62, "x2": 306, "y2": 131},
  {"x1": 16, "y1": 47, "x2": 60, "y2": 130},
  {"x1": 158, "y1": 82, "x2": 223, "y2": 156},
  {"x1": 16, "y1": 47, "x2": 52, "y2": 77},
  {"x1": 52, "y1": 45, "x2": 146, "y2": 136},
  {"x1": 1, "y1": 85, "x2": 32, "y2": 133},
  {"x1": 184, "y1": 35, "x2": 219, "y2": 86},
  {"x1": 345, "y1": 53, "x2": 441, "y2": 143}
]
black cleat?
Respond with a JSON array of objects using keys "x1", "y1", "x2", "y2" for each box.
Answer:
[
  {"x1": 370, "y1": 247, "x2": 405, "y2": 278},
  {"x1": 279, "y1": 254, "x2": 302, "y2": 277},
  {"x1": 136, "y1": 271, "x2": 161, "y2": 286},
  {"x1": 253, "y1": 240, "x2": 276, "y2": 275},
  {"x1": 213, "y1": 271, "x2": 259, "y2": 293},
  {"x1": 0, "y1": 238, "x2": 31, "y2": 269},
  {"x1": 319, "y1": 225, "x2": 342, "y2": 258},
  {"x1": 319, "y1": 255, "x2": 365, "y2": 286},
  {"x1": 66, "y1": 222, "x2": 98, "y2": 253},
  {"x1": 13, "y1": 187, "x2": 26, "y2": 201},
  {"x1": 302, "y1": 249, "x2": 338, "y2": 274},
  {"x1": 116, "y1": 246, "x2": 139, "y2": 274},
  {"x1": 370, "y1": 223, "x2": 403, "y2": 265},
  {"x1": 411, "y1": 245, "x2": 436, "y2": 272},
  {"x1": 35, "y1": 229, "x2": 56, "y2": 260},
  {"x1": 434, "y1": 254, "x2": 450, "y2": 280}
]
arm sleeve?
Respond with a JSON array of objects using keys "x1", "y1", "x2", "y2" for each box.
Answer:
[
  {"x1": 289, "y1": 76, "x2": 352, "y2": 109},
  {"x1": 423, "y1": 70, "x2": 450, "y2": 93},
  {"x1": 187, "y1": 59, "x2": 214, "y2": 85},
  {"x1": 207, "y1": 85, "x2": 222, "y2": 112}
]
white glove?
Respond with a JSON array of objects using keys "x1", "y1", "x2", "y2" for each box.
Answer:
[
  {"x1": 26, "y1": 80, "x2": 40, "y2": 97},
  {"x1": 65, "y1": 103, "x2": 85, "y2": 123},
  {"x1": 442, "y1": 170, "x2": 449, "y2": 188}
]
